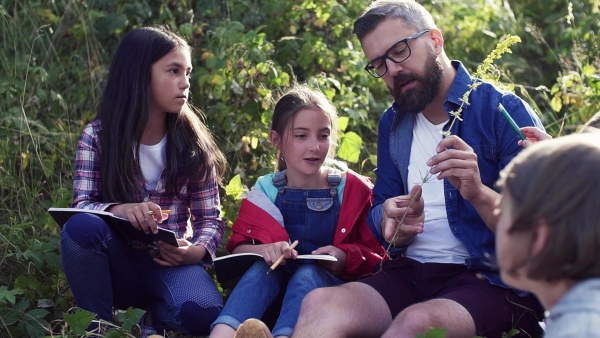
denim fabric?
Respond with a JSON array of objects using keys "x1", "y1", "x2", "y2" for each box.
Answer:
[
  {"x1": 60, "y1": 213, "x2": 223, "y2": 336},
  {"x1": 212, "y1": 260, "x2": 343, "y2": 337},
  {"x1": 545, "y1": 278, "x2": 600, "y2": 338},
  {"x1": 275, "y1": 186, "x2": 340, "y2": 255},
  {"x1": 211, "y1": 184, "x2": 343, "y2": 336},
  {"x1": 367, "y1": 61, "x2": 544, "y2": 287}
]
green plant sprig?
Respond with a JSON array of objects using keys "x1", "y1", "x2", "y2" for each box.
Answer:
[
  {"x1": 443, "y1": 35, "x2": 522, "y2": 138},
  {"x1": 380, "y1": 169, "x2": 435, "y2": 266}
]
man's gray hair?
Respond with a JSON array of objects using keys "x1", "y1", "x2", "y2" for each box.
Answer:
[{"x1": 353, "y1": 0, "x2": 437, "y2": 41}]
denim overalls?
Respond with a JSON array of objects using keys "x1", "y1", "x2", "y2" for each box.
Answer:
[
  {"x1": 272, "y1": 168, "x2": 340, "y2": 255},
  {"x1": 211, "y1": 169, "x2": 345, "y2": 336}
]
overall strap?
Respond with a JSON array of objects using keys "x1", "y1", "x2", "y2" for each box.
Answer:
[
  {"x1": 327, "y1": 168, "x2": 342, "y2": 196},
  {"x1": 273, "y1": 168, "x2": 341, "y2": 195}
]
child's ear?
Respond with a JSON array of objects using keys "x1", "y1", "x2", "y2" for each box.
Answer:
[
  {"x1": 270, "y1": 130, "x2": 280, "y2": 147},
  {"x1": 530, "y1": 217, "x2": 550, "y2": 257}
]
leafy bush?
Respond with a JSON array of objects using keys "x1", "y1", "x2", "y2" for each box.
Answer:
[{"x1": 1, "y1": 0, "x2": 598, "y2": 336}]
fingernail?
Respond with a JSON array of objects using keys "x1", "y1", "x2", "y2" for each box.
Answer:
[{"x1": 426, "y1": 158, "x2": 432, "y2": 165}]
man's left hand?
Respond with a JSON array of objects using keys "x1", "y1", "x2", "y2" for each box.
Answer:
[{"x1": 427, "y1": 135, "x2": 483, "y2": 203}]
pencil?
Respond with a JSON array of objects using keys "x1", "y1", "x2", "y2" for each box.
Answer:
[
  {"x1": 147, "y1": 210, "x2": 171, "y2": 215},
  {"x1": 268, "y1": 239, "x2": 299, "y2": 273},
  {"x1": 498, "y1": 103, "x2": 527, "y2": 141}
]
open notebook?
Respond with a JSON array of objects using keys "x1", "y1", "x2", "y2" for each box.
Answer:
[
  {"x1": 213, "y1": 252, "x2": 336, "y2": 288},
  {"x1": 48, "y1": 207, "x2": 178, "y2": 247}
]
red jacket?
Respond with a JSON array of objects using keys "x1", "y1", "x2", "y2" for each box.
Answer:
[{"x1": 226, "y1": 169, "x2": 386, "y2": 280}]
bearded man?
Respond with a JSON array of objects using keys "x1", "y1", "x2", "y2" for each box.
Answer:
[{"x1": 291, "y1": 1, "x2": 546, "y2": 337}]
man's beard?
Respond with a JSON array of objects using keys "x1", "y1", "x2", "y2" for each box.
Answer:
[{"x1": 389, "y1": 51, "x2": 443, "y2": 115}]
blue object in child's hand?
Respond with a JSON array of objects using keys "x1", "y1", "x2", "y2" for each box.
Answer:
[{"x1": 498, "y1": 103, "x2": 527, "y2": 141}]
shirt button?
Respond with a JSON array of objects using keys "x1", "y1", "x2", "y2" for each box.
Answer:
[
  {"x1": 143, "y1": 197, "x2": 149, "y2": 202},
  {"x1": 317, "y1": 203, "x2": 322, "y2": 209},
  {"x1": 247, "y1": 230, "x2": 251, "y2": 233},
  {"x1": 341, "y1": 228, "x2": 346, "y2": 233}
]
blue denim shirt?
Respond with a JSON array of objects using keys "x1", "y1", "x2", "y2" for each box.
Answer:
[
  {"x1": 367, "y1": 61, "x2": 544, "y2": 288},
  {"x1": 544, "y1": 278, "x2": 600, "y2": 337}
]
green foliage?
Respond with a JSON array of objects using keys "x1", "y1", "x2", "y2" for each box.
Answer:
[
  {"x1": 0, "y1": 297, "x2": 50, "y2": 337},
  {"x1": 502, "y1": 328, "x2": 521, "y2": 338},
  {"x1": 0, "y1": 0, "x2": 598, "y2": 336},
  {"x1": 62, "y1": 310, "x2": 97, "y2": 336},
  {"x1": 416, "y1": 327, "x2": 448, "y2": 338}
]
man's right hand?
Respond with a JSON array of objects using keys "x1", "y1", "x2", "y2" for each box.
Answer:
[{"x1": 381, "y1": 185, "x2": 424, "y2": 246}]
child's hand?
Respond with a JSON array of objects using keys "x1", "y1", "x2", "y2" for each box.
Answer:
[
  {"x1": 312, "y1": 245, "x2": 347, "y2": 276},
  {"x1": 153, "y1": 239, "x2": 205, "y2": 266},
  {"x1": 108, "y1": 202, "x2": 168, "y2": 234},
  {"x1": 259, "y1": 241, "x2": 298, "y2": 265},
  {"x1": 519, "y1": 127, "x2": 552, "y2": 148}
]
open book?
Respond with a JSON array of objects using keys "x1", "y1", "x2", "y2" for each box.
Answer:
[
  {"x1": 48, "y1": 207, "x2": 179, "y2": 247},
  {"x1": 213, "y1": 252, "x2": 337, "y2": 288}
]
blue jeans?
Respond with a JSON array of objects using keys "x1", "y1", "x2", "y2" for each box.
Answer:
[
  {"x1": 60, "y1": 213, "x2": 223, "y2": 335},
  {"x1": 211, "y1": 260, "x2": 343, "y2": 337}
]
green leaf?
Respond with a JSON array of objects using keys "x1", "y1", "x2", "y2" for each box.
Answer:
[
  {"x1": 96, "y1": 13, "x2": 128, "y2": 35},
  {"x1": 14, "y1": 298, "x2": 29, "y2": 312},
  {"x1": 179, "y1": 23, "x2": 193, "y2": 37},
  {"x1": 15, "y1": 274, "x2": 41, "y2": 292},
  {"x1": 119, "y1": 308, "x2": 144, "y2": 332},
  {"x1": 225, "y1": 175, "x2": 244, "y2": 200},
  {"x1": 582, "y1": 65, "x2": 596, "y2": 77},
  {"x1": 25, "y1": 309, "x2": 48, "y2": 319},
  {"x1": 42, "y1": 157, "x2": 54, "y2": 180},
  {"x1": 338, "y1": 132, "x2": 362, "y2": 163},
  {"x1": 23, "y1": 249, "x2": 43, "y2": 267},
  {"x1": 322, "y1": 87, "x2": 336, "y2": 101},
  {"x1": 550, "y1": 94, "x2": 563, "y2": 112},
  {"x1": 256, "y1": 87, "x2": 270, "y2": 96},
  {"x1": 415, "y1": 327, "x2": 448, "y2": 338},
  {"x1": 24, "y1": 319, "x2": 49, "y2": 338},
  {"x1": 256, "y1": 62, "x2": 269, "y2": 74},
  {"x1": 104, "y1": 328, "x2": 127, "y2": 338},
  {"x1": 22, "y1": 310, "x2": 50, "y2": 337},
  {"x1": 43, "y1": 252, "x2": 62, "y2": 269},
  {"x1": 338, "y1": 116, "x2": 349, "y2": 131},
  {"x1": 210, "y1": 74, "x2": 226, "y2": 86},
  {"x1": 501, "y1": 328, "x2": 520, "y2": 337},
  {"x1": 369, "y1": 154, "x2": 377, "y2": 167},
  {"x1": 0, "y1": 287, "x2": 23, "y2": 305},
  {"x1": 0, "y1": 308, "x2": 22, "y2": 327},
  {"x1": 63, "y1": 310, "x2": 96, "y2": 335}
]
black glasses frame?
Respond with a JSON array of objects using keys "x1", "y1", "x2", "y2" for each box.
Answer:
[{"x1": 364, "y1": 30, "x2": 430, "y2": 78}]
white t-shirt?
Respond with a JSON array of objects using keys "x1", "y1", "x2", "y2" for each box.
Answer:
[
  {"x1": 139, "y1": 135, "x2": 167, "y2": 191},
  {"x1": 404, "y1": 113, "x2": 469, "y2": 264}
]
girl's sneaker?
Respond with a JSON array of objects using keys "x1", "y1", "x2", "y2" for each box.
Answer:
[{"x1": 140, "y1": 313, "x2": 163, "y2": 338}]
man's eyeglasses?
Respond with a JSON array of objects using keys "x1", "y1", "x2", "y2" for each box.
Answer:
[{"x1": 364, "y1": 30, "x2": 430, "y2": 78}]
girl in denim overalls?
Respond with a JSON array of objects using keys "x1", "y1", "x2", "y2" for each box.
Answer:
[{"x1": 210, "y1": 85, "x2": 385, "y2": 338}]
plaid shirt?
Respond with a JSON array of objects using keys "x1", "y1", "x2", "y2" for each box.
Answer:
[{"x1": 72, "y1": 120, "x2": 225, "y2": 266}]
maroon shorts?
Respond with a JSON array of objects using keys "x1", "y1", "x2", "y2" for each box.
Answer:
[{"x1": 360, "y1": 257, "x2": 543, "y2": 337}]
